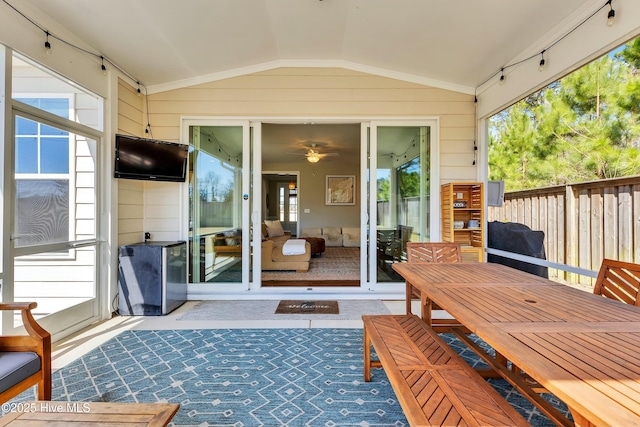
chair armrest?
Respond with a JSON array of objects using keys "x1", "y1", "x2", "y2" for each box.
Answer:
[
  {"x1": 0, "y1": 302, "x2": 51, "y2": 402},
  {"x1": 0, "y1": 302, "x2": 50, "y2": 353}
]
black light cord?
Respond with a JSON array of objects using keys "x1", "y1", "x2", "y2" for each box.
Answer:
[
  {"x1": 1, "y1": 0, "x2": 617, "y2": 130},
  {"x1": 473, "y1": 89, "x2": 478, "y2": 166},
  {"x1": 476, "y1": 0, "x2": 615, "y2": 89},
  {"x1": 1, "y1": 0, "x2": 153, "y2": 134}
]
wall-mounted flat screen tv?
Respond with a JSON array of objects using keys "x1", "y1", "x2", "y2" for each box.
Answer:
[{"x1": 114, "y1": 134, "x2": 188, "y2": 182}]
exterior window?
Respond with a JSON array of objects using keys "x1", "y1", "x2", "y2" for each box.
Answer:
[
  {"x1": 15, "y1": 117, "x2": 70, "y2": 174},
  {"x1": 14, "y1": 98, "x2": 72, "y2": 248}
]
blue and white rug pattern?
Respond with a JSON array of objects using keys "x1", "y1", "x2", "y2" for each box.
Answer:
[{"x1": 17, "y1": 329, "x2": 568, "y2": 426}]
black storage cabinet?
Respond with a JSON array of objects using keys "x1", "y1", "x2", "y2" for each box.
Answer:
[{"x1": 118, "y1": 241, "x2": 187, "y2": 315}]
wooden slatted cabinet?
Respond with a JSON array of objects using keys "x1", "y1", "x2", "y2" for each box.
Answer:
[{"x1": 441, "y1": 182, "x2": 484, "y2": 262}]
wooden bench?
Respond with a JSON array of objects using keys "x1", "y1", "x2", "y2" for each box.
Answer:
[{"x1": 362, "y1": 314, "x2": 530, "y2": 427}]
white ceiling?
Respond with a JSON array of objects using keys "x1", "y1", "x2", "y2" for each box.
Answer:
[
  {"x1": 25, "y1": 0, "x2": 597, "y2": 93},
  {"x1": 17, "y1": 0, "x2": 610, "y2": 163}
]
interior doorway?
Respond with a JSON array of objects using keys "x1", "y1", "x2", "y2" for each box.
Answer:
[
  {"x1": 260, "y1": 123, "x2": 362, "y2": 287},
  {"x1": 262, "y1": 173, "x2": 299, "y2": 236}
]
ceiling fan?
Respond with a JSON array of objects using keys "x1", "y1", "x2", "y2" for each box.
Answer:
[{"x1": 289, "y1": 143, "x2": 339, "y2": 163}]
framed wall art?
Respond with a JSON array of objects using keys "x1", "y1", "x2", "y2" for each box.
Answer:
[{"x1": 326, "y1": 175, "x2": 355, "y2": 205}]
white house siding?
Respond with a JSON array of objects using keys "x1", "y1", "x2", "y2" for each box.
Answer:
[
  {"x1": 116, "y1": 78, "x2": 146, "y2": 246},
  {"x1": 146, "y1": 67, "x2": 474, "y2": 145},
  {"x1": 117, "y1": 67, "x2": 476, "y2": 243},
  {"x1": 116, "y1": 78, "x2": 185, "y2": 245}
]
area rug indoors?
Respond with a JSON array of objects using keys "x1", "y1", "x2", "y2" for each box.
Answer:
[
  {"x1": 275, "y1": 300, "x2": 339, "y2": 314},
  {"x1": 262, "y1": 247, "x2": 360, "y2": 282},
  {"x1": 210, "y1": 247, "x2": 397, "y2": 283},
  {"x1": 178, "y1": 299, "x2": 389, "y2": 321},
  {"x1": 13, "y1": 329, "x2": 569, "y2": 427}
]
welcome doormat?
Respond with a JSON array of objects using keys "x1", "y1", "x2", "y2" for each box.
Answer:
[
  {"x1": 177, "y1": 300, "x2": 389, "y2": 320},
  {"x1": 275, "y1": 300, "x2": 339, "y2": 314}
]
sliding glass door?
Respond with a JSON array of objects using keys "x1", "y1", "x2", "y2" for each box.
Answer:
[
  {"x1": 367, "y1": 121, "x2": 439, "y2": 286},
  {"x1": 183, "y1": 119, "x2": 437, "y2": 291},
  {"x1": 186, "y1": 123, "x2": 251, "y2": 287}
]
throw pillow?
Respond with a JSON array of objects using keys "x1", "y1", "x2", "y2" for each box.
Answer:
[
  {"x1": 264, "y1": 220, "x2": 285, "y2": 238},
  {"x1": 224, "y1": 231, "x2": 240, "y2": 246}
]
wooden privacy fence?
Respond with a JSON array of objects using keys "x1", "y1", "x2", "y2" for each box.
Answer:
[{"x1": 487, "y1": 176, "x2": 640, "y2": 285}]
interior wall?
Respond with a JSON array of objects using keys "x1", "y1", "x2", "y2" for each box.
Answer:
[{"x1": 264, "y1": 158, "x2": 360, "y2": 230}]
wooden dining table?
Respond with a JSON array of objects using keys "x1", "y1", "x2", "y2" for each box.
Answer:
[
  {"x1": 393, "y1": 262, "x2": 640, "y2": 427},
  {"x1": 0, "y1": 401, "x2": 179, "y2": 426}
]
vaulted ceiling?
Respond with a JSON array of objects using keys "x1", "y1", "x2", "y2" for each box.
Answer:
[{"x1": 23, "y1": 0, "x2": 599, "y2": 93}]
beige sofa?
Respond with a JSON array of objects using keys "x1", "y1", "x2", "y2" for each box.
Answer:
[
  {"x1": 301, "y1": 226, "x2": 361, "y2": 247},
  {"x1": 342, "y1": 227, "x2": 361, "y2": 247},
  {"x1": 321, "y1": 226, "x2": 343, "y2": 247},
  {"x1": 261, "y1": 222, "x2": 310, "y2": 271},
  {"x1": 300, "y1": 227, "x2": 322, "y2": 239},
  {"x1": 301, "y1": 226, "x2": 343, "y2": 246},
  {"x1": 261, "y1": 239, "x2": 311, "y2": 272}
]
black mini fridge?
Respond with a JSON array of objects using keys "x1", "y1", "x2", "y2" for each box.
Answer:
[{"x1": 118, "y1": 241, "x2": 187, "y2": 315}]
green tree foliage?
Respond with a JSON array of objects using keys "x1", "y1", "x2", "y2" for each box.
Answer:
[
  {"x1": 397, "y1": 157, "x2": 421, "y2": 198},
  {"x1": 489, "y1": 37, "x2": 640, "y2": 191},
  {"x1": 377, "y1": 177, "x2": 390, "y2": 201}
]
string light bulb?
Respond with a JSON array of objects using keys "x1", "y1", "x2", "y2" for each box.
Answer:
[
  {"x1": 136, "y1": 82, "x2": 142, "y2": 97},
  {"x1": 44, "y1": 31, "x2": 51, "y2": 55},
  {"x1": 100, "y1": 56, "x2": 107, "y2": 75},
  {"x1": 499, "y1": 68, "x2": 506, "y2": 85},
  {"x1": 606, "y1": 0, "x2": 615, "y2": 26},
  {"x1": 538, "y1": 51, "x2": 546, "y2": 72}
]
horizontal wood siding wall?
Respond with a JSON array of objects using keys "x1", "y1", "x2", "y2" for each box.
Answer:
[
  {"x1": 117, "y1": 79, "x2": 145, "y2": 246},
  {"x1": 488, "y1": 176, "x2": 640, "y2": 285},
  {"x1": 148, "y1": 67, "x2": 477, "y2": 184}
]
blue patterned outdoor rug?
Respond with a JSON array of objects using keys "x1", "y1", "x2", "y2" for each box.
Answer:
[{"x1": 14, "y1": 329, "x2": 569, "y2": 426}]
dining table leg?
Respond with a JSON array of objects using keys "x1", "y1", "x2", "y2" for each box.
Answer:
[
  {"x1": 570, "y1": 409, "x2": 595, "y2": 427},
  {"x1": 495, "y1": 352, "x2": 508, "y2": 367},
  {"x1": 421, "y1": 294, "x2": 432, "y2": 327},
  {"x1": 405, "y1": 281, "x2": 412, "y2": 315},
  {"x1": 363, "y1": 326, "x2": 372, "y2": 382}
]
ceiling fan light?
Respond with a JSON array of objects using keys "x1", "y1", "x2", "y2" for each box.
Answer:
[{"x1": 307, "y1": 153, "x2": 320, "y2": 163}]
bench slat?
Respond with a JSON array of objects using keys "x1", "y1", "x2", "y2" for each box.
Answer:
[{"x1": 363, "y1": 314, "x2": 530, "y2": 427}]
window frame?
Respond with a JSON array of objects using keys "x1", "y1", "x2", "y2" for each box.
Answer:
[{"x1": 11, "y1": 99, "x2": 98, "y2": 260}]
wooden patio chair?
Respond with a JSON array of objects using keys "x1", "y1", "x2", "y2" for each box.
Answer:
[
  {"x1": 594, "y1": 258, "x2": 640, "y2": 305},
  {"x1": 0, "y1": 302, "x2": 51, "y2": 404},
  {"x1": 405, "y1": 242, "x2": 466, "y2": 332},
  {"x1": 377, "y1": 226, "x2": 413, "y2": 273}
]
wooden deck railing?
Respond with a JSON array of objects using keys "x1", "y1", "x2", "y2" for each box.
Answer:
[{"x1": 487, "y1": 176, "x2": 640, "y2": 285}]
